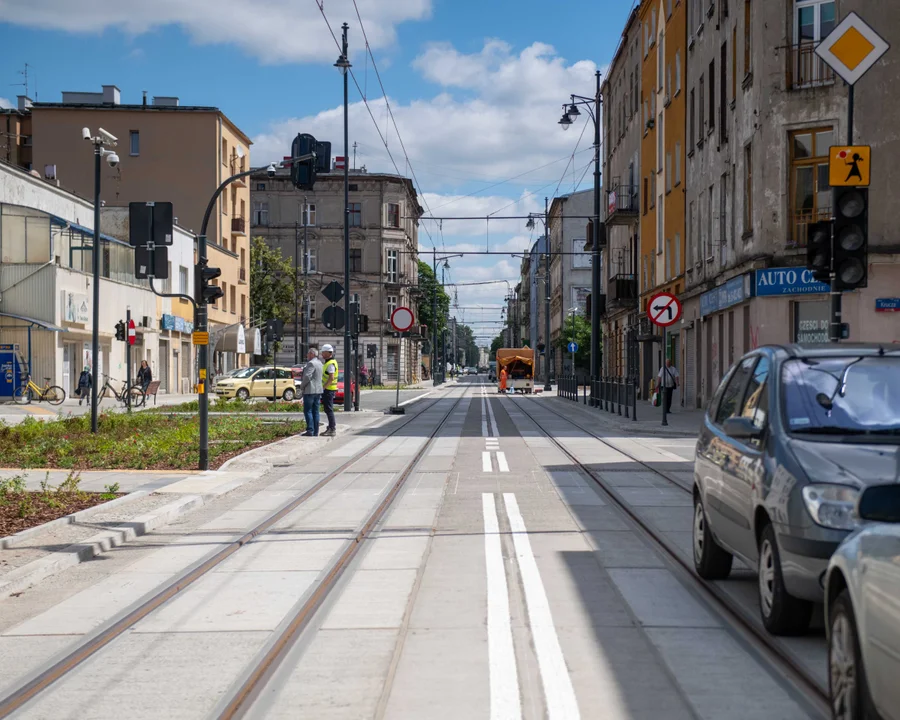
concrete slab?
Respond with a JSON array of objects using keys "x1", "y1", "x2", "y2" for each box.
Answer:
[
  {"x1": 321, "y1": 569, "x2": 418, "y2": 630},
  {"x1": 199, "y1": 508, "x2": 276, "y2": 531},
  {"x1": 587, "y1": 531, "x2": 667, "y2": 569},
  {"x1": 555, "y1": 484, "x2": 606, "y2": 506},
  {"x1": 121, "y1": 536, "x2": 234, "y2": 574},
  {"x1": 216, "y1": 536, "x2": 348, "y2": 573},
  {"x1": 614, "y1": 487, "x2": 693, "y2": 507},
  {"x1": 0, "y1": 635, "x2": 77, "y2": 697},
  {"x1": 408, "y1": 535, "x2": 486, "y2": 630},
  {"x1": 607, "y1": 569, "x2": 720, "y2": 629},
  {"x1": 359, "y1": 535, "x2": 430, "y2": 571}
]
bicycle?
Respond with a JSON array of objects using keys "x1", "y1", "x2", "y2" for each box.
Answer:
[
  {"x1": 98, "y1": 375, "x2": 146, "y2": 408},
  {"x1": 14, "y1": 375, "x2": 66, "y2": 405}
]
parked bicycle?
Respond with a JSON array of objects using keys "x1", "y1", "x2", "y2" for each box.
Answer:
[
  {"x1": 14, "y1": 375, "x2": 66, "y2": 405},
  {"x1": 98, "y1": 375, "x2": 145, "y2": 408}
]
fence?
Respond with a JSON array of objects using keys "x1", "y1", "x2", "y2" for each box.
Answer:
[{"x1": 558, "y1": 374, "x2": 638, "y2": 421}]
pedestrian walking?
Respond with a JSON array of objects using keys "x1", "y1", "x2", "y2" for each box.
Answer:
[
  {"x1": 657, "y1": 358, "x2": 680, "y2": 414},
  {"x1": 321, "y1": 343, "x2": 338, "y2": 437},
  {"x1": 299, "y1": 348, "x2": 323, "y2": 437},
  {"x1": 77, "y1": 366, "x2": 92, "y2": 406},
  {"x1": 360, "y1": 364, "x2": 369, "y2": 388},
  {"x1": 137, "y1": 360, "x2": 152, "y2": 393}
]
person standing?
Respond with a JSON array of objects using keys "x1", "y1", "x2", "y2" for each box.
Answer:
[
  {"x1": 657, "y1": 357, "x2": 680, "y2": 414},
  {"x1": 360, "y1": 364, "x2": 369, "y2": 389},
  {"x1": 77, "y1": 366, "x2": 92, "y2": 406},
  {"x1": 499, "y1": 367, "x2": 508, "y2": 393},
  {"x1": 299, "y1": 348, "x2": 323, "y2": 437},
  {"x1": 321, "y1": 343, "x2": 338, "y2": 437},
  {"x1": 137, "y1": 360, "x2": 152, "y2": 393}
]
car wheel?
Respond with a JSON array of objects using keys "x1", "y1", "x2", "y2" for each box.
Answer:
[
  {"x1": 692, "y1": 493, "x2": 733, "y2": 579},
  {"x1": 283, "y1": 388, "x2": 295, "y2": 402},
  {"x1": 829, "y1": 589, "x2": 876, "y2": 720},
  {"x1": 236, "y1": 388, "x2": 250, "y2": 401},
  {"x1": 758, "y1": 523, "x2": 813, "y2": 635}
]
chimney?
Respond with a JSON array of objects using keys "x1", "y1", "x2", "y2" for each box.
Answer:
[
  {"x1": 17, "y1": 95, "x2": 32, "y2": 112},
  {"x1": 101, "y1": 85, "x2": 121, "y2": 105},
  {"x1": 142, "y1": 90, "x2": 148, "y2": 107},
  {"x1": 152, "y1": 96, "x2": 180, "y2": 107}
]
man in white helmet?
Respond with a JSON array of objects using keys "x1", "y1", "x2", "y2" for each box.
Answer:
[{"x1": 320, "y1": 343, "x2": 338, "y2": 436}]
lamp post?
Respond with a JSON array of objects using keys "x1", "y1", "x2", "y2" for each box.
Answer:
[
  {"x1": 567, "y1": 306, "x2": 578, "y2": 376},
  {"x1": 83, "y1": 127, "x2": 119, "y2": 434},
  {"x1": 559, "y1": 69, "x2": 603, "y2": 400},
  {"x1": 526, "y1": 197, "x2": 552, "y2": 391},
  {"x1": 335, "y1": 23, "x2": 352, "y2": 411}
]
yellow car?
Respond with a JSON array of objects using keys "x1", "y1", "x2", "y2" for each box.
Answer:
[{"x1": 214, "y1": 366, "x2": 296, "y2": 401}]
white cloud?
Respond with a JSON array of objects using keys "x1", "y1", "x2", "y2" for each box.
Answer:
[
  {"x1": 0, "y1": 0, "x2": 430, "y2": 64},
  {"x1": 0, "y1": 97, "x2": 13, "y2": 109}
]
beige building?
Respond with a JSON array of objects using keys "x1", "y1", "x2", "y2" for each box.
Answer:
[
  {"x1": 24, "y1": 85, "x2": 252, "y2": 369},
  {"x1": 1, "y1": 96, "x2": 33, "y2": 170}
]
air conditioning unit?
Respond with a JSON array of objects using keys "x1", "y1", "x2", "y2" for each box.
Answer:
[{"x1": 142, "y1": 315, "x2": 152, "y2": 328}]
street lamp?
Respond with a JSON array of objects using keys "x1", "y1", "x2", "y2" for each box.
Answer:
[
  {"x1": 83, "y1": 127, "x2": 119, "y2": 434},
  {"x1": 526, "y1": 198, "x2": 552, "y2": 391},
  {"x1": 335, "y1": 22, "x2": 353, "y2": 411},
  {"x1": 430, "y1": 251, "x2": 463, "y2": 385},
  {"x1": 567, "y1": 306, "x2": 579, "y2": 376},
  {"x1": 559, "y1": 70, "x2": 603, "y2": 403}
]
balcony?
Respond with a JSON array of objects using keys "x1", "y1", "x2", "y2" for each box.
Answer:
[
  {"x1": 606, "y1": 185, "x2": 639, "y2": 225},
  {"x1": 230, "y1": 161, "x2": 248, "y2": 186},
  {"x1": 231, "y1": 216, "x2": 247, "y2": 235},
  {"x1": 607, "y1": 274, "x2": 638, "y2": 308},
  {"x1": 238, "y1": 267, "x2": 247, "y2": 284},
  {"x1": 786, "y1": 44, "x2": 836, "y2": 90},
  {"x1": 789, "y1": 206, "x2": 832, "y2": 248}
]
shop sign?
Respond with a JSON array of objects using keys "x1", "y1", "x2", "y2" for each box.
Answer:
[
  {"x1": 755, "y1": 268, "x2": 829, "y2": 297},
  {"x1": 63, "y1": 292, "x2": 90, "y2": 324},
  {"x1": 160, "y1": 314, "x2": 176, "y2": 331},
  {"x1": 875, "y1": 298, "x2": 900, "y2": 312},
  {"x1": 700, "y1": 274, "x2": 752, "y2": 317}
]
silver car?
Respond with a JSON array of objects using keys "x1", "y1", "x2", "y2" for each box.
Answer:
[
  {"x1": 692, "y1": 344, "x2": 900, "y2": 636},
  {"x1": 825, "y1": 484, "x2": 900, "y2": 720}
]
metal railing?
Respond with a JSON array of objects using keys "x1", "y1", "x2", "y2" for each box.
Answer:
[
  {"x1": 607, "y1": 185, "x2": 640, "y2": 216},
  {"x1": 583, "y1": 375, "x2": 638, "y2": 421},
  {"x1": 786, "y1": 43, "x2": 836, "y2": 90},
  {"x1": 231, "y1": 216, "x2": 246, "y2": 234},
  {"x1": 790, "y1": 206, "x2": 832, "y2": 248}
]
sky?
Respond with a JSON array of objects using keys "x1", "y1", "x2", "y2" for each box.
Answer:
[{"x1": 0, "y1": 0, "x2": 635, "y2": 344}]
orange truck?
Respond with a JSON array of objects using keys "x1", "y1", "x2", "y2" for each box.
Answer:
[{"x1": 496, "y1": 347, "x2": 534, "y2": 394}]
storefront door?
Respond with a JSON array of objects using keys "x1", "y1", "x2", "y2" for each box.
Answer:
[{"x1": 159, "y1": 340, "x2": 169, "y2": 393}]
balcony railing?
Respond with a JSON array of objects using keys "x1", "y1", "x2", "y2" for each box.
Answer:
[
  {"x1": 607, "y1": 274, "x2": 637, "y2": 307},
  {"x1": 231, "y1": 216, "x2": 246, "y2": 235},
  {"x1": 606, "y1": 185, "x2": 639, "y2": 224},
  {"x1": 786, "y1": 44, "x2": 836, "y2": 90},
  {"x1": 790, "y1": 206, "x2": 832, "y2": 248}
]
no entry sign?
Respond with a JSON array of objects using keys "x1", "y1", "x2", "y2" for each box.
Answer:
[
  {"x1": 391, "y1": 306, "x2": 415, "y2": 333},
  {"x1": 648, "y1": 292, "x2": 682, "y2": 328}
]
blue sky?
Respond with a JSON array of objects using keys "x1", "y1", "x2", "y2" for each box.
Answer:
[{"x1": 0, "y1": 0, "x2": 634, "y2": 342}]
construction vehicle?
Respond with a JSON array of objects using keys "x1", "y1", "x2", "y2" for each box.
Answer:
[{"x1": 496, "y1": 347, "x2": 534, "y2": 394}]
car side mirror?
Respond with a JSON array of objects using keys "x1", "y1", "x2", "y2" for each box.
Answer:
[
  {"x1": 857, "y1": 484, "x2": 900, "y2": 523},
  {"x1": 723, "y1": 416, "x2": 761, "y2": 441}
]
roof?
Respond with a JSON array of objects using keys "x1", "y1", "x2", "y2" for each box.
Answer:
[
  {"x1": 49, "y1": 214, "x2": 124, "y2": 246},
  {"x1": 0, "y1": 311, "x2": 67, "y2": 333}
]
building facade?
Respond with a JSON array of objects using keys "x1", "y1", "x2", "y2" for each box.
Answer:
[
  {"x1": 250, "y1": 167, "x2": 423, "y2": 383},
  {"x1": 0, "y1": 96, "x2": 33, "y2": 170}
]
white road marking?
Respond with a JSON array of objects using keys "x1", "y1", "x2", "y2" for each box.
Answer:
[
  {"x1": 503, "y1": 493, "x2": 581, "y2": 720},
  {"x1": 397, "y1": 388, "x2": 436, "y2": 407},
  {"x1": 483, "y1": 452, "x2": 493, "y2": 472},
  {"x1": 481, "y1": 391, "x2": 489, "y2": 438},
  {"x1": 497, "y1": 452, "x2": 510, "y2": 473},
  {"x1": 482, "y1": 494, "x2": 523, "y2": 720},
  {"x1": 486, "y1": 395, "x2": 499, "y2": 437}
]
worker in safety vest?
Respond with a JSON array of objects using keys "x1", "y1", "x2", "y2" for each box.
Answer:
[
  {"x1": 321, "y1": 344, "x2": 338, "y2": 436},
  {"x1": 499, "y1": 367, "x2": 508, "y2": 393}
]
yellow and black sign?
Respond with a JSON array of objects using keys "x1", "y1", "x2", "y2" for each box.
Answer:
[
  {"x1": 192, "y1": 331, "x2": 209, "y2": 346},
  {"x1": 199, "y1": 369, "x2": 207, "y2": 380},
  {"x1": 829, "y1": 145, "x2": 871, "y2": 187}
]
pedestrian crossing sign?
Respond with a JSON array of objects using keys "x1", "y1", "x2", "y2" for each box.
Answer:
[{"x1": 829, "y1": 145, "x2": 870, "y2": 187}]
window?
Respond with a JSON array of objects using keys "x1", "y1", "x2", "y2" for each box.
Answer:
[
  {"x1": 349, "y1": 202, "x2": 362, "y2": 227},
  {"x1": 675, "y1": 232, "x2": 681, "y2": 276},
  {"x1": 386, "y1": 295, "x2": 398, "y2": 320},
  {"x1": 666, "y1": 238, "x2": 672, "y2": 278},
  {"x1": 744, "y1": 143, "x2": 753, "y2": 235},
  {"x1": 675, "y1": 51, "x2": 682, "y2": 94},
  {"x1": 657, "y1": 197, "x2": 663, "y2": 252},
  {"x1": 699, "y1": 75, "x2": 705, "y2": 139},
  {"x1": 707, "y1": 185, "x2": 714, "y2": 259},
  {"x1": 739, "y1": 357, "x2": 770, "y2": 443},
  {"x1": 715, "y1": 356, "x2": 756, "y2": 424},
  {"x1": 179, "y1": 266, "x2": 188, "y2": 295},
  {"x1": 790, "y1": 128, "x2": 832, "y2": 246},
  {"x1": 732, "y1": 27, "x2": 738, "y2": 99},
  {"x1": 667, "y1": 0, "x2": 673, "y2": 17},
  {"x1": 308, "y1": 298, "x2": 316, "y2": 320},
  {"x1": 720, "y1": 173, "x2": 728, "y2": 252},
  {"x1": 675, "y1": 142, "x2": 682, "y2": 185},
  {"x1": 744, "y1": 0, "x2": 752, "y2": 75},
  {"x1": 688, "y1": 201, "x2": 695, "y2": 267},
  {"x1": 307, "y1": 249, "x2": 317, "y2": 273},
  {"x1": 129, "y1": 131, "x2": 139, "y2": 156},
  {"x1": 221, "y1": 138, "x2": 227, "y2": 165},
  {"x1": 666, "y1": 152, "x2": 672, "y2": 192},
  {"x1": 230, "y1": 285, "x2": 236, "y2": 314},
  {"x1": 350, "y1": 248, "x2": 362, "y2": 272},
  {"x1": 163, "y1": 263, "x2": 172, "y2": 294},
  {"x1": 303, "y1": 203, "x2": 316, "y2": 226},
  {"x1": 643, "y1": 177, "x2": 649, "y2": 214},
  {"x1": 689, "y1": 88, "x2": 696, "y2": 147},
  {"x1": 720, "y1": 42, "x2": 728, "y2": 143},
  {"x1": 386, "y1": 249, "x2": 399, "y2": 283},
  {"x1": 386, "y1": 203, "x2": 400, "y2": 228},
  {"x1": 657, "y1": 113, "x2": 663, "y2": 170},
  {"x1": 220, "y1": 281, "x2": 227, "y2": 311},
  {"x1": 657, "y1": 30, "x2": 664, "y2": 88},
  {"x1": 708, "y1": 60, "x2": 716, "y2": 133},
  {"x1": 795, "y1": 0, "x2": 835, "y2": 45},
  {"x1": 252, "y1": 201, "x2": 269, "y2": 226},
  {"x1": 666, "y1": 63, "x2": 672, "y2": 99},
  {"x1": 642, "y1": 255, "x2": 648, "y2": 290},
  {"x1": 256, "y1": 183, "x2": 266, "y2": 191}
]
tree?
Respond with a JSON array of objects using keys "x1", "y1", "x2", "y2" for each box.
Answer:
[
  {"x1": 416, "y1": 260, "x2": 450, "y2": 351},
  {"x1": 250, "y1": 236, "x2": 296, "y2": 328},
  {"x1": 555, "y1": 313, "x2": 593, "y2": 371},
  {"x1": 490, "y1": 333, "x2": 505, "y2": 356}
]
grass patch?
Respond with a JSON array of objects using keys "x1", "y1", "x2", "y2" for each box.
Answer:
[
  {"x1": 0, "y1": 412, "x2": 305, "y2": 471},
  {"x1": 155, "y1": 397, "x2": 303, "y2": 413},
  {"x1": 0, "y1": 471, "x2": 121, "y2": 537}
]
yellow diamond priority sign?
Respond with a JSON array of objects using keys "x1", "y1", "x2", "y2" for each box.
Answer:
[{"x1": 815, "y1": 12, "x2": 890, "y2": 86}]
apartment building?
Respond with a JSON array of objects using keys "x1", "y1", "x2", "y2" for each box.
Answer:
[
  {"x1": 250, "y1": 167, "x2": 423, "y2": 383},
  {"x1": 0, "y1": 96, "x2": 32, "y2": 170},
  {"x1": 20, "y1": 85, "x2": 251, "y2": 370},
  {"x1": 601, "y1": 8, "x2": 643, "y2": 381},
  {"x1": 639, "y1": 0, "x2": 688, "y2": 399}
]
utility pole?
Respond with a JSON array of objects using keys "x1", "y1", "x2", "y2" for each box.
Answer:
[
  {"x1": 544, "y1": 196, "x2": 552, "y2": 391},
  {"x1": 590, "y1": 69, "x2": 602, "y2": 388},
  {"x1": 341, "y1": 22, "x2": 352, "y2": 411},
  {"x1": 303, "y1": 199, "x2": 309, "y2": 359},
  {"x1": 90, "y1": 140, "x2": 101, "y2": 432},
  {"x1": 432, "y1": 248, "x2": 439, "y2": 385},
  {"x1": 294, "y1": 220, "x2": 300, "y2": 365}
]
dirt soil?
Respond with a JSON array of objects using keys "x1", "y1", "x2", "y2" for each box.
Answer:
[{"x1": 0, "y1": 492, "x2": 121, "y2": 537}]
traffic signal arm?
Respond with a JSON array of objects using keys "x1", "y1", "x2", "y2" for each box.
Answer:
[{"x1": 196, "y1": 258, "x2": 224, "y2": 305}]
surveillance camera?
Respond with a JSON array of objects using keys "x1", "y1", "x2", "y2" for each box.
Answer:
[
  {"x1": 106, "y1": 152, "x2": 120, "y2": 168},
  {"x1": 98, "y1": 128, "x2": 117, "y2": 146},
  {"x1": 266, "y1": 163, "x2": 276, "y2": 178},
  {"x1": 82, "y1": 127, "x2": 92, "y2": 142}
]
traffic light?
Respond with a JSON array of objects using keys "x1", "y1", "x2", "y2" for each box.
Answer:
[
  {"x1": 115, "y1": 320, "x2": 126, "y2": 341},
  {"x1": 265, "y1": 319, "x2": 284, "y2": 343},
  {"x1": 359, "y1": 314, "x2": 369, "y2": 334},
  {"x1": 291, "y1": 133, "x2": 317, "y2": 190},
  {"x1": 832, "y1": 187, "x2": 868, "y2": 291},
  {"x1": 349, "y1": 302, "x2": 360, "y2": 337},
  {"x1": 806, "y1": 220, "x2": 833, "y2": 283},
  {"x1": 196, "y1": 258, "x2": 224, "y2": 305}
]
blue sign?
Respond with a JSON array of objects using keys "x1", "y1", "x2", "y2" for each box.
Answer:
[
  {"x1": 755, "y1": 267, "x2": 829, "y2": 296},
  {"x1": 700, "y1": 274, "x2": 752, "y2": 317},
  {"x1": 160, "y1": 314, "x2": 176, "y2": 331},
  {"x1": 160, "y1": 314, "x2": 194, "y2": 333},
  {"x1": 567, "y1": 341, "x2": 579, "y2": 353},
  {"x1": 875, "y1": 298, "x2": 900, "y2": 312}
]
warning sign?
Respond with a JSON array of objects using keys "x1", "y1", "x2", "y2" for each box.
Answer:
[
  {"x1": 829, "y1": 145, "x2": 870, "y2": 187},
  {"x1": 192, "y1": 331, "x2": 209, "y2": 346},
  {"x1": 648, "y1": 292, "x2": 682, "y2": 328}
]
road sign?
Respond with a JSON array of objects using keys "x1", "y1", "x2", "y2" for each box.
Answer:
[
  {"x1": 391, "y1": 307, "x2": 415, "y2": 333},
  {"x1": 322, "y1": 305, "x2": 345, "y2": 331},
  {"x1": 815, "y1": 12, "x2": 890, "y2": 86},
  {"x1": 648, "y1": 292, "x2": 682, "y2": 328},
  {"x1": 192, "y1": 331, "x2": 209, "y2": 346},
  {"x1": 322, "y1": 280, "x2": 344, "y2": 305},
  {"x1": 829, "y1": 145, "x2": 871, "y2": 187},
  {"x1": 567, "y1": 341, "x2": 579, "y2": 353},
  {"x1": 127, "y1": 319, "x2": 136, "y2": 346},
  {"x1": 129, "y1": 202, "x2": 174, "y2": 247}
]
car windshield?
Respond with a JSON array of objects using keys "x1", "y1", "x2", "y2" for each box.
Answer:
[
  {"x1": 231, "y1": 368, "x2": 257, "y2": 379},
  {"x1": 782, "y1": 356, "x2": 900, "y2": 434}
]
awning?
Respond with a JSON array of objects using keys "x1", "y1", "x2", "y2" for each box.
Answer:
[
  {"x1": 214, "y1": 324, "x2": 246, "y2": 354},
  {"x1": 49, "y1": 214, "x2": 123, "y2": 246},
  {"x1": 244, "y1": 327, "x2": 262, "y2": 355},
  {"x1": 0, "y1": 311, "x2": 67, "y2": 333}
]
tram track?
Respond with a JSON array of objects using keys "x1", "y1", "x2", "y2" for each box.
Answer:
[
  {"x1": 512, "y1": 396, "x2": 830, "y2": 718},
  {"x1": 0, "y1": 390, "x2": 466, "y2": 719}
]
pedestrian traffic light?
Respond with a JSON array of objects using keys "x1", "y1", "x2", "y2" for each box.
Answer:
[
  {"x1": 291, "y1": 133, "x2": 317, "y2": 190},
  {"x1": 196, "y1": 258, "x2": 224, "y2": 305},
  {"x1": 265, "y1": 318, "x2": 284, "y2": 343},
  {"x1": 115, "y1": 320, "x2": 126, "y2": 341},
  {"x1": 806, "y1": 220, "x2": 833, "y2": 283},
  {"x1": 832, "y1": 187, "x2": 868, "y2": 291}
]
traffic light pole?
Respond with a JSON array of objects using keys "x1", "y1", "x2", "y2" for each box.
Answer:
[
  {"x1": 341, "y1": 22, "x2": 353, "y2": 413},
  {"x1": 126, "y1": 307, "x2": 132, "y2": 413},
  {"x1": 90, "y1": 144, "x2": 101, "y2": 433},
  {"x1": 830, "y1": 86, "x2": 856, "y2": 344}
]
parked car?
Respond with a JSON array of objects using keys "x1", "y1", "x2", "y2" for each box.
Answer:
[
  {"x1": 824, "y1": 483, "x2": 900, "y2": 720},
  {"x1": 466, "y1": 366, "x2": 478, "y2": 375},
  {"x1": 214, "y1": 366, "x2": 296, "y2": 401},
  {"x1": 692, "y1": 343, "x2": 900, "y2": 635},
  {"x1": 334, "y1": 372, "x2": 356, "y2": 403}
]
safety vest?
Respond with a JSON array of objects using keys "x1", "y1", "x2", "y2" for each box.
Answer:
[{"x1": 323, "y1": 358, "x2": 339, "y2": 390}]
